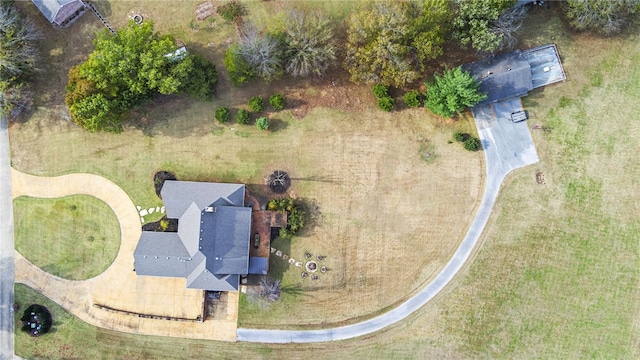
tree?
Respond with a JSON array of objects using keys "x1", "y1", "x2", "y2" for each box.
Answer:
[
  {"x1": 452, "y1": 0, "x2": 520, "y2": 53},
  {"x1": 424, "y1": 67, "x2": 486, "y2": 117},
  {"x1": 216, "y1": 0, "x2": 247, "y2": 23},
  {"x1": 345, "y1": 0, "x2": 451, "y2": 88},
  {"x1": 282, "y1": 9, "x2": 336, "y2": 77},
  {"x1": 255, "y1": 116, "x2": 269, "y2": 131},
  {"x1": 0, "y1": 0, "x2": 40, "y2": 118},
  {"x1": 65, "y1": 21, "x2": 217, "y2": 132},
  {"x1": 566, "y1": 0, "x2": 640, "y2": 36},
  {"x1": 224, "y1": 44, "x2": 255, "y2": 86},
  {"x1": 236, "y1": 25, "x2": 283, "y2": 81}
]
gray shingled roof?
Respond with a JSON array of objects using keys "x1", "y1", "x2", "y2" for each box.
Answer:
[
  {"x1": 161, "y1": 181, "x2": 245, "y2": 218},
  {"x1": 463, "y1": 50, "x2": 533, "y2": 105},
  {"x1": 31, "y1": 0, "x2": 84, "y2": 25},
  {"x1": 200, "y1": 206, "x2": 251, "y2": 275},
  {"x1": 134, "y1": 181, "x2": 251, "y2": 291},
  {"x1": 248, "y1": 257, "x2": 268, "y2": 275}
]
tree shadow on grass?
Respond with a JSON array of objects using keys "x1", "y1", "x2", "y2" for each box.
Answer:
[{"x1": 268, "y1": 118, "x2": 288, "y2": 132}]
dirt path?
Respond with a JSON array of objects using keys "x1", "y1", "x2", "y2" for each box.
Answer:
[{"x1": 11, "y1": 169, "x2": 238, "y2": 341}]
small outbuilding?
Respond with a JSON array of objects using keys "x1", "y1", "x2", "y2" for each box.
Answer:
[{"x1": 31, "y1": 0, "x2": 87, "y2": 28}]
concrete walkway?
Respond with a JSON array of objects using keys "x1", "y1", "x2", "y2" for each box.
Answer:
[
  {"x1": 11, "y1": 170, "x2": 238, "y2": 342},
  {"x1": 238, "y1": 100, "x2": 539, "y2": 343}
]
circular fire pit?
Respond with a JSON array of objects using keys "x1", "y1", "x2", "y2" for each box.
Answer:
[{"x1": 305, "y1": 260, "x2": 318, "y2": 273}]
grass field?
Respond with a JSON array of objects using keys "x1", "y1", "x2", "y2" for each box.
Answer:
[
  {"x1": 13, "y1": 195, "x2": 120, "y2": 280},
  {"x1": 11, "y1": 2, "x2": 640, "y2": 359},
  {"x1": 11, "y1": 0, "x2": 483, "y2": 328},
  {"x1": 436, "y1": 10, "x2": 640, "y2": 358}
]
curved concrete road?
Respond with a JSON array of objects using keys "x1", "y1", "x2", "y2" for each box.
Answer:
[{"x1": 238, "y1": 99, "x2": 539, "y2": 343}]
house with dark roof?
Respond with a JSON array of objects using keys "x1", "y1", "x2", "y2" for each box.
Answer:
[
  {"x1": 31, "y1": 0, "x2": 87, "y2": 28},
  {"x1": 134, "y1": 181, "x2": 286, "y2": 292},
  {"x1": 464, "y1": 44, "x2": 566, "y2": 106}
]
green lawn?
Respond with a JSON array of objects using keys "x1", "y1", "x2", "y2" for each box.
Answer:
[
  {"x1": 437, "y1": 12, "x2": 640, "y2": 359},
  {"x1": 14, "y1": 195, "x2": 120, "y2": 280}
]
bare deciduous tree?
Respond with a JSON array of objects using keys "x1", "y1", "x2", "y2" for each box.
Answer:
[
  {"x1": 0, "y1": 1, "x2": 40, "y2": 118},
  {"x1": 566, "y1": 0, "x2": 640, "y2": 36},
  {"x1": 237, "y1": 24, "x2": 283, "y2": 81},
  {"x1": 491, "y1": 4, "x2": 529, "y2": 52},
  {"x1": 283, "y1": 9, "x2": 336, "y2": 77}
]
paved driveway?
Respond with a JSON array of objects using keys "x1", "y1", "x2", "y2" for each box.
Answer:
[
  {"x1": 11, "y1": 170, "x2": 238, "y2": 342},
  {"x1": 238, "y1": 98, "x2": 539, "y2": 343},
  {"x1": 0, "y1": 114, "x2": 15, "y2": 360}
]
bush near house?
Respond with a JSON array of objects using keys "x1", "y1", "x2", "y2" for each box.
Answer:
[{"x1": 267, "y1": 197, "x2": 305, "y2": 239}]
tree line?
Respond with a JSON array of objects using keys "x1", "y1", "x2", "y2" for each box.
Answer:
[
  {"x1": 2, "y1": 0, "x2": 635, "y2": 130},
  {"x1": 222, "y1": 0, "x2": 640, "y2": 89}
]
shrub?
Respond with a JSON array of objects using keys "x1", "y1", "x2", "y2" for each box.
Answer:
[
  {"x1": 454, "y1": 132, "x2": 466, "y2": 142},
  {"x1": 256, "y1": 116, "x2": 270, "y2": 131},
  {"x1": 216, "y1": 0, "x2": 247, "y2": 23},
  {"x1": 269, "y1": 93, "x2": 286, "y2": 110},
  {"x1": 377, "y1": 96, "x2": 394, "y2": 112},
  {"x1": 215, "y1": 107, "x2": 231, "y2": 123},
  {"x1": 267, "y1": 197, "x2": 305, "y2": 239},
  {"x1": 372, "y1": 83, "x2": 389, "y2": 99},
  {"x1": 159, "y1": 219, "x2": 169, "y2": 231},
  {"x1": 403, "y1": 90, "x2": 421, "y2": 107},
  {"x1": 248, "y1": 96, "x2": 264, "y2": 112},
  {"x1": 464, "y1": 137, "x2": 482, "y2": 151},
  {"x1": 235, "y1": 108, "x2": 251, "y2": 125}
]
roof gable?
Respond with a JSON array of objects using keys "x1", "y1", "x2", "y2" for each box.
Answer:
[{"x1": 178, "y1": 202, "x2": 202, "y2": 257}]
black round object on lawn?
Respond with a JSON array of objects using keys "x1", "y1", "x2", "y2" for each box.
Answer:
[
  {"x1": 21, "y1": 304, "x2": 52, "y2": 337},
  {"x1": 267, "y1": 170, "x2": 290, "y2": 194}
]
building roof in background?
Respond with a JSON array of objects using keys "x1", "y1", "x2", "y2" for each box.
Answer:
[{"x1": 31, "y1": 0, "x2": 85, "y2": 26}]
